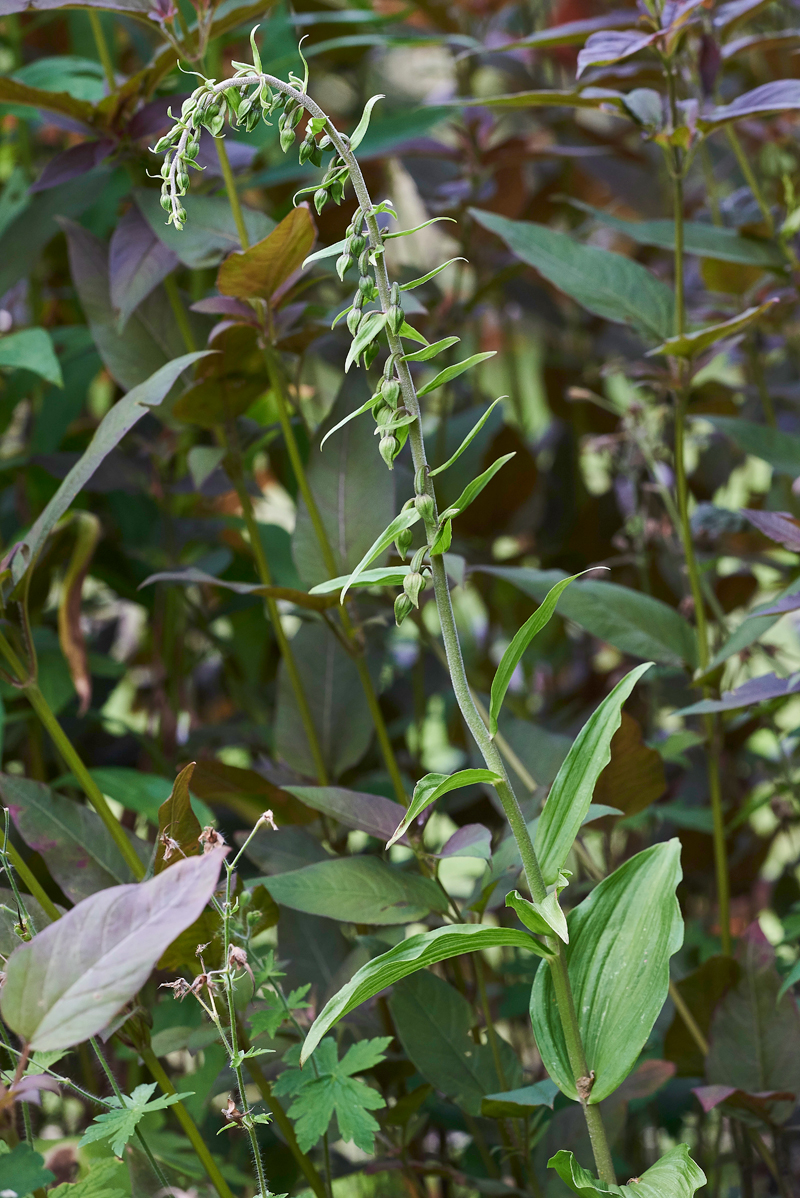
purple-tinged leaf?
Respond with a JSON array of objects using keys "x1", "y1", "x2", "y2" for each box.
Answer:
[
  {"x1": 577, "y1": 30, "x2": 658, "y2": 78},
  {"x1": 497, "y1": 10, "x2": 639, "y2": 51},
  {"x1": 693, "y1": 1084, "x2": 795, "y2": 1118},
  {"x1": 190, "y1": 295, "x2": 255, "y2": 320},
  {"x1": 743, "y1": 508, "x2": 800, "y2": 551},
  {"x1": 140, "y1": 568, "x2": 338, "y2": 612},
  {"x1": 195, "y1": 129, "x2": 258, "y2": 176},
  {"x1": 438, "y1": 824, "x2": 492, "y2": 860},
  {"x1": 0, "y1": 77, "x2": 95, "y2": 129},
  {"x1": 679, "y1": 672, "x2": 800, "y2": 715},
  {"x1": 109, "y1": 205, "x2": 179, "y2": 330},
  {"x1": 757, "y1": 595, "x2": 800, "y2": 616},
  {"x1": 30, "y1": 140, "x2": 114, "y2": 193},
  {"x1": 126, "y1": 93, "x2": 190, "y2": 142},
  {"x1": 0, "y1": 847, "x2": 226, "y2": 1051},
  {"x1": 713, "y1": 0, "x2": 774, "y2": 31},
  {"x1": 704, "y1": 80, "x2": 800, "y2": 127},
  {"x1": 1, "y1": 0, "x2": 153, "y2": 12},
  {"x1": 283, "y1": 786, "x2": 410, "y2": 845}
]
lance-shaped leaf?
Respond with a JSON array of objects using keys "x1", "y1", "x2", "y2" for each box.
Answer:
[
  {"x1": 446, "y1": 87, "x2": 626, "y2": 111},
  {"x1": 1, "y1": 847, "x2": 226, "y2": 1051},
  {"x1": 403, "y1": 337, "x2": 461, "y2": 363},
  {"x1": 310, "y1": 566, "x2": 412, "y2": 594},
  {"x1": 109, "y1": 204, "x2": 179, "y2": 331},
  {"x1": 507, "y1": 882, "x2": 569, "y2": 943},
  {"x1": 400, "y1": 259, "x2": 467, "y2": 292},
  {"x1": 429, "y1": 397, "x2": 504, "y2": 478},
  {"x1": 743, "y1": 508, "x2": 800, "y2": 551},
  {"x1": 387, "y1": 769, "x2": 502, "y2": 848},
  {"x1": 263, "y1": 856, "x2": 447, "y2": 926},
  {"x1": 481, "y1": 1080, "x2": 559, "y2": 1118},
  {"x1": 416, "y1": 351, "x2": 496, "y2": 397},
  {"x1": 217, "y1": 206, "x2": 316, "y2": 301},
  {"x1": 9, "y1": 351, "x2": 207, "y2": 585},
  {"x1": 679, "y1": 671, "x2": 800, "y2": 715},
  {"x1": 302, "y1": 923, "x2": 551, "y2": 1063},
  {"x1": 383, "y1": 216, "x2": 457, "y2": 241},
  {"x1": 345, "y1": 311, "x2": 387, "y2": 372},
  {"x1": 531, "y1": 840, "x2": 683, "y2": 1103},
  {"x1": 470, "y1": 208, "x2": 673, "y2": 344},
  {"x1": 304, "y1": 238, "x2": 346, "y2": 268},
  {"x1": 339, "y1": 508, "x2": 421, "y2": 601},
  {"x1": 284, "y1": 785, "x2": 408, "y2": 844},
  {"x1": 577, "y1": 29, "x2": 658, "y2": 77},
  {"x1": 57, "y1": 512, "x2": 101, "y2": 716},
  {"x1": 0, "y1": 328, "x2": 63, "y2": 386},
  {"x1": 349, "y1": 94, "x2": 384, "y2": 149},
  {"x1": 154, "y1": 763, "x2": 202, "y2": 873},
  {"x1": 535, "y1": 662, "x2": 652, "y2": 885},
  {"x1": 443, "y1": 453, "x2": 515, "y2": 519},
  {"x1": 500, "y1": 10, "x2": 639, "y2": 49},
  {"x1": 490, "y1": 574, "x2": 581, "y2": 735},
  {"x1": 549, "y1": 1143, "x2": 705, "y2": 1197},
  {"x1": 703, "y1": 80, "x2": 800, "y2": 127},
  {"x1": 141, "y1": 568, "x2": 338, "y2": 612},
  {"x1": 648, "y1": 300, "x2": 778, "y2": 358}
]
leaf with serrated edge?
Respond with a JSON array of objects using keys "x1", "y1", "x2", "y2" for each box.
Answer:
[
  {"x1": 535, "y1": 662, "x2": 652, "y2": 885},
  {"x1": 302, "y1": 924, "x2": 552, "y2": 1063},
  {"x1": 387, "y1": 769, "x2": 502, "y2": 848},
  {"x1": 1, "y1": 848, "x2": 225, "y2": 1050}
]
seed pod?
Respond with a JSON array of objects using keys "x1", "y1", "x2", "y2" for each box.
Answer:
[
  {"x1": 394, "y1": 592, "x2": 414, "y2": 626},
  {"x1": 346, "y1": 306, "x2": 362, "y2": 336},
  {"x1": 395, "y1": 525, "x2": 414, "y2": 559},
  {"x1": 379, "y1": 433, "x2": 399, "y2": 469},
  {"x1": 403, "y1": 570, "x2": 426, "y2": 608},
  {"x1": 336, "y1": 253, "x2": 353, "y2": 282},
  {"x1": 381, "y1": 377, "x2": 401, "y2": 407},
  {"x1": 351, "y1": 234, "x2": 366, "y2": 256},
  {"x1": 314, "y1": 188, "x2": 328, "y2": 215},
  {"x1": 364, "y1": 340, "x2": 380, "y2": 370},
  {"x1": 415, "y1": 493, "x2": 436, "y2": 523},
  {"x1": 387, "y1": 305, "x2": 404, "y2": 335}
]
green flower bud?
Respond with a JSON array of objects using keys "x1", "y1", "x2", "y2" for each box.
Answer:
[
  {"x1": 364, "y1": 340, "x2": 380, "y2": 370},
  {"x1": 280, "y1": 125, "x2": 296, "y2": 152},
  {"x1": 160, "y1": 160, "x2": 172, "y2": 179},
  {"x1": 379, "y1": 433, "x2": 399, "y2": 469},
  {"x1": 358, "y1": 249, "x2": 370, "y2": 274},
  {"x1": 381, "y1": 377, "x2": 401, "y2": 407},
  {"x1": 318, "y1": 133, "x2": 332, "y2": 150},
  {"x1": 351, "y1": 234, "x2": 366, "y2": 256},
  {"x1": 210, "y1": 113, "x2": 225, "y2": 137},
  {"x1": 394, "y1": 592, "x2": 414, "y2": 626},
  {"x1": 395, "y1": 526, "x2": 414, "y2": 559},
  {"x1": 390, "y1": 281, "x2": 401, "y2": 306},
  {"x1": 153, "y1": 134, "x2": 173, "y2": 154},
  {"x1": 245, "y1": 107, "x2": 260, "y2": 132},
  {"x1": 415, "y1": 493, "x2": 436, "y2": 523},
  {"x1": 403, "y1": 570, "x2": 426, "y2": 608},
  {"x1": 184, "y1": 138, "x2": 199, "y2": 160},
  {"x1": 314, "y1": 188, "x2": 328, "y2": 215},
  {"x1": 330, "y1": 178, "x2": 345, "y2": 204},
  {"x1": 299, "y1": 137, "x2": 315, "y2": 165},
  {"x1": 346, "y1": 306, "x2": 362, "y2": 336},
  {"x1": 358, "y1": 275, "x2": 374, "y2": 299},
  {"x1": 387, "y1": 305, "x2": 404, "y2": 335},
  {"x1": 375, "y1": 405, "x2": 395, "y2": 429},
  {"x1": 160, "y1": 192, "x2": 172, "y2": 212},
  {"x1": 336, "y1": 253, "x2": 354, "y2": 282}
]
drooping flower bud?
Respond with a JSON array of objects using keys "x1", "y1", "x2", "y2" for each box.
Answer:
[
  {"x1": 395, "y1": 525, "x2": 414, "y2": 559},
  {"x1": 314, "y1": 188, "x2": 328, "y2": 215},
  {"x1": 403, "y1": 570, "x2": 426, "y2": 608},
  {"x1": 364, "y1": 340, "x2": 380, "y2": 369},
  {"x1": 379, "y1": 433, "x2": 399, "y2": 468},
  {"x1": 415, "y1": 493, "x2": 436, "y2": 523},
  {"x1": 381, "y1": 377, "x2": 401, "y2": 407},
  {"x1": 394, "y1": 592, "x2": 414, "y2": 626},
  {"x1": 336, "y1": 253, "x2": 354, "y2": 282},
  {"x1": 346, "y1": 306, "x2": 362, "y2": 336},
  {"x1": 387, "y1": 305, "x2": 404, "y2": 335}
]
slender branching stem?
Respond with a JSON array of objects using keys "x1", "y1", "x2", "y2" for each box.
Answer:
[{"x1": 88, "y1": 10, "x2": 115, "y2": 91}]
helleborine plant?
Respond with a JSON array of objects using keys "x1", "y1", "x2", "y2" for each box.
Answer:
[{"x1": 157, "y1": 32, "x2": 704, "y2": 1194}]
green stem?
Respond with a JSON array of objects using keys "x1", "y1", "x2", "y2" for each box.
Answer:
[
  {"x1": 91, "y1": 1038, "x2": 173, "y2": 1193},
  {"x1": 88, "y1": 11, "x2": 115, "y2": 92},
  {"x1": 220, "y1": 424, "x2": 329, "y2": 783},
  {"x1": 0, "y1": 631, "x2": 144, "y2": 880},
  {"x1": 214, "y1": 137, "x2": 250, "y2": 249},
  {"x1": 164, "y1": 274, "x2": 197, "y2": 354},
  {"x1": 140, "y1": 1045, "x2": 237, "y2": 1198},
  {"x1": 725, "y1": 126, "x2": 774, "y2": 236},
  {"x1": 265, "y1": 351, "x2": 407, "y2": 804},
  {"x1": 668, "y1": 71, "x2": 732, "y2": 958}
]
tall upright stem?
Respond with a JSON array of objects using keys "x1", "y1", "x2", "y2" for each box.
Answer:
[
  {"x1": 668, "y1": 69, "x2": 732, "y2": 956},
  {"x1": 88, "y1": 11, "x2": 115, "y2": 92}
]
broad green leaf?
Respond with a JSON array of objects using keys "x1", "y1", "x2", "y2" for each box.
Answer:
[
  {"x1": 531, "y1": 840, "x2": 683, "y2": 1102},
  {"x1": 403, "y1": 336, "x2": 460, "y2": 362},
  {"x1": 349, "y1": 93, "x2": 384, "y2": 149},
  {"x1": 470, "y1": 208, "x2": 674, "y2": 343},
  {"x1": 417, "y1": 351, "x2": 496, "y2": 397},
  {"x1": 444, "y1": 453, "x2": 515, "y2": 518},
  {"x1": 399, "y1": 258, "x2": 467, "y2": 291},
  {"x1": 49, "y1": 1157, "x2": 126, "y2": 1198},
  {"x1": 1, "y1": 773, "x2": 149, "y2": 903},
  {"x1": 481, "y1": 1079, "x2": 559, "y2": 1118},
  {"x1": 79, "y1": 1082, "x2": 191, "y2": 1157},
  {"x1": 302, "y1": 922, "x2": 551, "y2": 1062},
  {"x1": 10, "y1": 351, "x2": 207, "y2": 584},
  {"x1": 649, "y1": 300, "x2": 777, "y2": 358},
  {"x1": 535, "y1": 663, "x2": 652, "y2": 885},
  {"x1": 309, "y1": 566, "x2": 412, "y2": 594},
  {"x1": 429, "y1": 397, "x2": 503, "y2": 477},
  {"x1": 386, "y1": 768, "x2": 502, "y2": 848},
  {"x1": 339, "y1": 508, "x2": 421, "y2": 600},
  {"x1": 707, "y1": 929, "x2": 800, "y2": 1116},
  {"x1": 707, "y1": 415, "x2": 800, "y2": 475},
  {"x1": 570, "y1": 200, "x2": 784, "y2": 267},
  {"x1": 481, "y1": 566, "x2": 697, "y2": 666},
  {"x1": 345, "y1": 311, "x2": 387, "y2": 372},
  {"x1": 264, "y1": 856, "x2": 447, "y2": 927},
  {"x1": 0, "y1": 1144, "x2": 54, "y2": 1196},
  {"x1": 275, "y1": 622, "x2": 372, "y2": 779},
  {"x1": 0, "y1": 328, "x2": 63, "y2": 386},
  {"x1": 294, "y1": 380, "x2": 398, "y2": 589},
  {"x1": 217, "y1": 206, "x2": 316, "y2": 300},
  {"x1": 134, "y1": 189, "x2": 274, "y2": 270},
  {"x1": 389, "y1": 970, "x2": 523, "y2": 1114},
  {"x1": 384, "y1": 216, "x2": 457, "y2": 241},
  {"x1": 549, "y1": 1144, "x2": 705, "y2": 1197},
  {"x1": 274, "y1": 1036, "x2": 389, "y2": 1152},
  {"x1": 1, "y1": 847, "x2": 225, "y2": 1051},
  {"x1": 490, "y1": 574, "x2": 581, "y2": 735}
]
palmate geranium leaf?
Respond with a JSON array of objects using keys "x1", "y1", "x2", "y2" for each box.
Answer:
[
  {"x1": 0, "y1": 1143, "x2": 54, "y2": 1196},
  {"x1": 1, "y1": 847, "x2": 226, "y2": 1050},
  {"x1": 78, "y1": 1082, "x2": 193, "y2": 1158}
]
